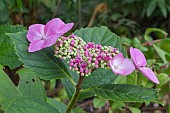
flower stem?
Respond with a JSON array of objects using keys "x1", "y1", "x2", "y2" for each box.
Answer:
[
  {"x1": 66, "y1": 75, "x2": 84, "y2": 113},
  {"x1": 134, "y1": 70, "x2": 138, "y2": 85}
]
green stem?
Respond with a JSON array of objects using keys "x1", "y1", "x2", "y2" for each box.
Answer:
[
  {"x1": 134, "y1": 70, "x2": 138, "y2": 85},
  {"x1": 66, "y1": 75, "x2": 84, "y2": 113}
]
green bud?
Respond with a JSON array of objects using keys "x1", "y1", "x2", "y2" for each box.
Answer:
[
  {"x1": 94, "y1": 54, "x2": 97, "y2": 57},
  {"x1": 65, "y1": 44, "x2": 69, "y2": 47},
  {"x1": 101, "y1": 60, "x2": 104, "y2": 63},
  {"x1": 112, "y1": 53, "x2": 116, "y2": 56},
  {"x1": 58, "y1": 55, "x2": 61, "y2": 58},
  {"x1": 64, "y1": 52, "x2": 67, "y2": 55},
  {"x1": 58, "y1": 38, "x2": 62, "y2": 41},
  {"x1": 93, "y1": 58, "x2": 96, "y2": 61},
  {"x1": 92, "y1": 49, "x2": 95, "y2": 52},
  {"x1": 67, "y1": 56, "x2": 71, "y2": 59},
  {"x1": 116, "y1": 50, "x2": 119, "y2": 53},
  {"x1": 68, "y1": 39, "x2": 71, "y2": 42},
  {"x1": 85, "y1": 74, "x2": 88, "y2": 77},
  {"x1": 88, "y1": 73, "x2": 91, "y2": 76}
]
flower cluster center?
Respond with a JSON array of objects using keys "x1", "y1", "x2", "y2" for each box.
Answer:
[{"x1": 55, "y1": 34, "x2": 119, "y2": 76}]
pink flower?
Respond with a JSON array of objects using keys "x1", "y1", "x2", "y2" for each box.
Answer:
[
  {"x1": 26, "y1": 18, "x2": 74, "y2": 52},
  {"x1": 130, "y1": 47, "x2": 159, "y2": 84},
  {"x1": 110, "y1": 53, "x2": 135, "y2": 76}
]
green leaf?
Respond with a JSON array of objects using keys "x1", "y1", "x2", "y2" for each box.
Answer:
[
  {"x1": 131, "y1": 38, "x2": 141, "y2": 47},
  {"x1": 121, "y1": 37, "x2": 132, "y2": 46},
  {"x1": 61, "y1": 79, "x2": 75, "y2": 100},
  {"x1": 5, "y1": 0, "x2": 15, "y2": 6},
  {"x1": 160, "y1": 64, "x2": 170, "y2": 75},
  {"x1": 0, "y1": 24, "x2": 25, "y2": 69},
  {"x1": 165, "y1": 54, "x2": 170, "y2": 62},
  {"x1": 38, "y1": 0, "x2": 57, "y2": 8},
  {"x1": 153, "y1": 44, "x2": 168, "y2": 63},
  {"x1": 73, "y1": 107, "x2": 87, "y2": 113},
  {"x1": 156, "y1": 73, "x2": 170, "y2": 88},
  {"x1": 17, "y1": 68, "x2": 46, "y2": 101},
  {"x1": 74, "y1": 26, "x2": 123, "y2": 51},
  {"x1": 147, "y1": 0, "x2": 157, "y2": 17},
  {"x1": 137, "y1": 72, "x2": 154, "y2": 88},
  {"x1": 47, "y1": 98, "x2": 74, "y2": 113},
  {"x1": 0, "y1": 0, "x2": 5, "y2": 11},
  {"x1": 16, "y1": 0, "x2": 23, "y2": 11},
  {"x1": 5, "y1": 97, "x2": 59, "y2": 113},
  {"x1": 49, "y1": 79, "x2": 56, "y2": 90},
  {"x1": 145, "y1": 46, "x2": 155, "y2": 59},
  {"x1": 160, "y1": 38, "x2": 170, "y2": 53},
  {"x1": 62, "y1": 68, "x2": 118, "y2": 100},
  {"x1": 159, "y1": 82, "x2": 170, "y2": 98},
  {"x1": 129, "y1": 107, "x2": 141, "y2": 113},
  {"x1": 144, "y1": 28, "x2": 167, "y2": 41},
  {"x1": 157, "y1": 0, "x2": 167, "y2": 17},
  {"x1": 131, "y1": 37, "x2": 148, "y2": 51},
  {"x1": 0, "y1": 65, "x2": 21, "y2": 108},
  {"x1": 7, "y1": 31, "x2": 70, "y2": 80},
  {"x1": 93, "y1": 98, "x2": 106, "y2": 108},
  {"x1": 61, "y1": 60, "x2": 78, "y2": 100},
  {"x1": 94, "y1": 84, "x2": 161, "y2": 103},
  {"x1": 0, "y1": 8, "x2": 10, "y2": 23},
  {"x1": 126, "y1": 72, "x2": 137, "y2": 85},
  {"x1": 111, "y1": 101, "x2": 125, "y2": 110},
  {"x1": 80, "y1": 69, "x2": 118, "y2": 100}
]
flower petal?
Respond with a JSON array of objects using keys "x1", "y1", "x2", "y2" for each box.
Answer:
[
  {"x1": 42, "y1": 33, "x2": 63, "y2": 48},
  {"x1": 110, "y1": 53, "x2": 124, "y2": 66},
  {"x1": 57, "y1": 23, "x2": 74, "y2": 33},
  {"x1": 130, "y1": 47, "x2": 146, "y2": 67},
  {"x1": 28, "y1": 40, "x2": 44, "y2": 52},
  {"x1": 44, "y1": 18, "x2": 74, "y2": 36},
  {"x1": 44, "y1": 18, "x2": 64, "y2": 36},
  {"x1": 26, "y1": 24, "x2": 45, "y2": 42},
  {"x1": 110, "y1": 57, "x2": 135, "y2": 76},
  {"x1": 116, "y1": 58, "x2": 135, "y2": 75},
  {"x1": 139, "y1": 67, "x2": 159, "y2": 84}
]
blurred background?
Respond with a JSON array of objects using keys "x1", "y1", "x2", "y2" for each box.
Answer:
[
  {"x1": 1, "y1": 0, "x2": 170, "y2": 35},
  {"x1": 0, "y1": 0, "x2": 170, "y2": 113}
]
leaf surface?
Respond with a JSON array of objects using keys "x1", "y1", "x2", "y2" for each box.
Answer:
[
  {"x1": 94, "y1": 84, "x2": 160, "y2": 103},
  {"x1": 8, "y1": 31, "x2": 70, "y2": 80}
]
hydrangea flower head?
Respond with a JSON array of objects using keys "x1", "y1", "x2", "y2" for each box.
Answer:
[
  {"x1": 55, "y1": 34, "x2": 119, "y2": 76},
  {"x1": 27, "y1": 18, "x2": 74, "y2": 52},
  {"x1": 130, "y1": 47, "x2": 159, "y2": 84}
]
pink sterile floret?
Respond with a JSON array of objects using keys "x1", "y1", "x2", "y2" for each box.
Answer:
[
  {"x1": 109, "y1": 53, "x2": 135, "y2": 76},
  {"x1": 26, "y1": 18, "x2": 74, "y2": 52},
  {"x1": 130, "y1": 47, "x2": 159, "y2": 84}
]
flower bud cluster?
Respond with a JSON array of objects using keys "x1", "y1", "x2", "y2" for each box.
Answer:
[
  {"x1": 55, "y1": 34, "x2": 119, "y2": 76},
  {"x1": 55, "y1": 34, "x2": 86, "y2": 59}
]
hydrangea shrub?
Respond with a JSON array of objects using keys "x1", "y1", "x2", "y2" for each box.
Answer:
[{"x1": 0, "y1": 18, "x2": 162, "y2": 113}]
